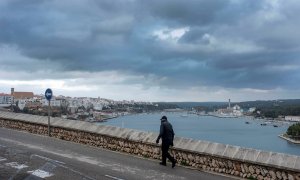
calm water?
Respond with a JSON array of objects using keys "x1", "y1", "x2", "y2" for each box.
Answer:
[{"x1": 100, "y1": 112, "x2": 300, "y2": 156}]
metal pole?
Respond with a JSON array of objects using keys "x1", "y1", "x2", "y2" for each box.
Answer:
[
  {"x1": 48, "y1": 100, "x2": 51, "y2": 136},
  {"x1": 11, "y1": 99, "x2": 13, "y2": 112}
]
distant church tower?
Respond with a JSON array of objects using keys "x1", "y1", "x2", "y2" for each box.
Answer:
[{"x1": 228, "y1": 99, "x2": 231, "y2": 108}]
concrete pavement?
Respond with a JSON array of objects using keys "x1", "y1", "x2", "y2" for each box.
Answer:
[{"x1": 0, "y1": 127, "x2": 236, "y2": 180}]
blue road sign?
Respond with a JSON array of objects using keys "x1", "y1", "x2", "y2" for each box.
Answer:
[{"x1": 45, "y1": 88, "x2": 53, "y2": 101}]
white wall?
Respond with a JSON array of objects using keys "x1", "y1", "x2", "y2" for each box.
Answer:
[{"x1": 285, "y1": 116, "x2": 300, "y2": 122}]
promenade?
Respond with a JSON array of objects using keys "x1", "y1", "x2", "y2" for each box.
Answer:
[{"x1": 0, "y1": 127, "x2": 234, "y2": 180}]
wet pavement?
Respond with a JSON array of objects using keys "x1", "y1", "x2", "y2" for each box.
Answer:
[{"x1": 0, "y1": 127, "x2": 236, "y2": 180}]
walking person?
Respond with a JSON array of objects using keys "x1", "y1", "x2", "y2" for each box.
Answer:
[{"x1": 156, "y1": 116, "x2": 176, "y2": 168}]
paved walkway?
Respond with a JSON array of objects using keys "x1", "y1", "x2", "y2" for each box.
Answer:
[{"x1": 0, "y1": 127, "x2": 236, "y2": 180}]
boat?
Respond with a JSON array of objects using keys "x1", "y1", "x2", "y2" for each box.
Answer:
[
  {"x1": 180, "y1": 114, "x2": 188, "y2": 117},
  {"x1": 273, "y1": 125, "x2": 278, "y2": 127},
  {"x1": 261, "y1": 123, "x2": 267, "y2": 126},
  {"x1": 245, "y1": 121, "x2": 250, "y2": 124}
]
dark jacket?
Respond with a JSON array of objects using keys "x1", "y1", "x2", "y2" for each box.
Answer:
[{"x1": 157, "y1": 119, "x2": 175, "y2": 145}]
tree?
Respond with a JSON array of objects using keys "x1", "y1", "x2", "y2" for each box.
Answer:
[
  {"x1": 23, "y1": 107, "x2": 29, "y2": 113},
  {"x1": 287, "y1": 123, "x2": 300, "y2": 140}
]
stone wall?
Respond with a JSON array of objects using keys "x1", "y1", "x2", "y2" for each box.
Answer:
[{"x1": 0, "y1": 112, "x2": 300, "y2": 180}]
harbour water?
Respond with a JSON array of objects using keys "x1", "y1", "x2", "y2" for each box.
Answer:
[{"x1": 100, "y1": 112, "x2": 300, "y2": 156}]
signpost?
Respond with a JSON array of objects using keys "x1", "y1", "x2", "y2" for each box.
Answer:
[{"x1": 45, "y1": 88, "x2": 53, "y2": 136}]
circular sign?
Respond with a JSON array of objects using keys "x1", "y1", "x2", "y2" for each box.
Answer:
[{"x1": 45, "y1": 88, "x2": 53, "y2": 101}]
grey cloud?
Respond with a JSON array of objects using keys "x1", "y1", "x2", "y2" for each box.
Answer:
[
  {"x1": 0, "y1": 0, "x2": 299, "y2": 92},
  {"x1": 139, "y1": 0, "x2": 263, "y2": 27},
  {"x1": 141, "y1": 0, "x2": 227, "y2": 26}
]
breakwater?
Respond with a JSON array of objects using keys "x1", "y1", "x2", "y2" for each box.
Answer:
[{"x1": 0, "y1": 112, "x2": 299, "y2": 180}]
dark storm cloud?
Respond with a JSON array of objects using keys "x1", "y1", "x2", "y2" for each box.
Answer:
[
  {"x1": 138, "y1": 0, "x2": 263, "y2": 27},
  {"x1": 139, "y1": 0, "x2": 228, "y2": 26},
  {"x1": 0, "y1": 0, "x2": 300, "y2": 90}
]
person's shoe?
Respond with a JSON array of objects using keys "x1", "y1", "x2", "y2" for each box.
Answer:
[
  {"x1": 159, "y1": 162, "x2": 166, "y2": 166},
  {"x1": 172, "y1": 160, "x2": 177, "y2": 168}
]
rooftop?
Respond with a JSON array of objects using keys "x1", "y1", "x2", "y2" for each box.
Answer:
[{"x1": 13, "y1": 92, "x2": 34, "y2": 99}]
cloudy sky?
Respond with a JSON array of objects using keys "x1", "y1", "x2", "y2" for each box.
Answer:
[{"x1": 0, "y1": 0, "x2": 300, "y2": 102}]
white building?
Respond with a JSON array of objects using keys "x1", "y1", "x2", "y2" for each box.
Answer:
[
  {"x1": 285, "y1": 116, "x2": 300, "y2": 122},
  {"x1": 42, "y1": 99, "x2": 61, "y2": 107},
  {"x1": 93, "y1": 103, "x2": 103, "y2": 111},
  {"x1": 68, "y1": 107, "x2": 77, "y2": 114},
  {"x1": 233, "y1": 109, "x2": 243, "y2": 116},
  {"x1": 68, "y1": 99, "x2": 81, "y2": 108},
  {"x1": 81, "y1": 99, "x2": 93, "y2": 109},
  {"x1": 17, "y1": 99, "x2": 27, "y2": 110},
  {"x1": 0, "y1": 93, "x2": 13, "y2": 106},
  {"x1": 233, "y1": 105, "x2": 241, "y2": 110},
  {"x1": 248, "y1": 107, "x2": 256, "y2": 113}
]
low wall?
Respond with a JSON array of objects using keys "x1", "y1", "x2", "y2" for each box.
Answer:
[{"x1": 0, "y1": 112, "x2": 300, "y2": 180}]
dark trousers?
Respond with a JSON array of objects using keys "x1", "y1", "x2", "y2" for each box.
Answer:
[{"x1": 161, "y1": 143, "x2": 175, "y2": 164}]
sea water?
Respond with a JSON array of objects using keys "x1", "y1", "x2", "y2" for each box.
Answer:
[{"x1": 100, "y1": 112, "x2": 300, "y2": 156}]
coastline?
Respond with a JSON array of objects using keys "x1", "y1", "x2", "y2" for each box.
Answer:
[
  {"x1": 207, "y1": 114, "x2": 239, "y2": 118},
  {"x1": 278, "y1": 134, "x2": 300, "y2": 144},
  {"x1": 89, "y1": 115, "x2": 119, "y2": 123}
]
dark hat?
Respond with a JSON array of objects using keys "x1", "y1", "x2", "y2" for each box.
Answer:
[{"x1": 160, "y1": 116, "x2": 167, "y2": 120}]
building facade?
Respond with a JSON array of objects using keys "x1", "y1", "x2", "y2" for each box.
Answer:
[{"x1": 0, "y1": 93, "x2": 13, "y2": 106}]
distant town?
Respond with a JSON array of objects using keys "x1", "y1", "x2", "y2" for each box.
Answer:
[
  {"x1": 1, "y1": 88, "x2": 300, "y2": 124},
  {"x1": 0, "y1": 88, "x2": 178, "y2": 122}
]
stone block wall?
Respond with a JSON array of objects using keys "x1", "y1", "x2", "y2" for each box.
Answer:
[{"x1": 0, "y1": 112, "x2": 300, "y2": 180}]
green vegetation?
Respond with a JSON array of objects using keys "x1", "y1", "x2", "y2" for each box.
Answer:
[
  {"x1": 247, "y1": 176, "x2": 257, "y2": 180},
  {"x1": 20, "y1": 106, "x2": 62, "y2": 117},
  {"x1": 192, "y1": 99, "x2": 300, "y2": 118},
  {"x1": 287, "y1": 123, "x2": 300, "y2": 140},
  {"x1": 238, "y1": 99, "x2": 300, "y2": 118},
  {"x1": 180, "y1": 160, "x2": 189, "y2": 166},
  {"x1": 104, "y1": 102, "x2": 179, "y2": 113},
  {"x1": 253, "y1": 106, "x2": 300, "y2": 118}
]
